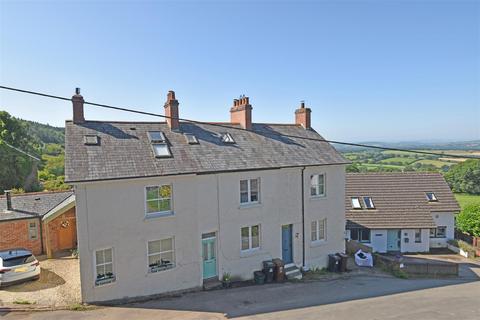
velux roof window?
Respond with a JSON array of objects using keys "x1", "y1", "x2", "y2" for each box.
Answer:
[
  {"x1": 363, "y1": 196, "x2": 375, "y2": 209},
  {"x1": 351, "y1": 197, "x2": 362, "y2": 209},
  {"x1": 148, "y1": 131, "x2": 166, "y2": 143},
  {"x1": 184, "y1": 133, "x2": 199, "y2": 145},
  {"x1": 221, "y1": 133, "x2": 235, "y2": 144},
  {"x1": 426, "y1": 192, "x2": 437, "y2": 202},
  {"x1": 84, "y1": 135, "x2": 100, "y2": 145},
  {"x1": 148, "y1": 131, "x2": 172, "y2": 158}
]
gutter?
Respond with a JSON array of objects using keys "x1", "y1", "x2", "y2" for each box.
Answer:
[{"x1": 301, "y1": 166, "x2": 306, "y2": 267}]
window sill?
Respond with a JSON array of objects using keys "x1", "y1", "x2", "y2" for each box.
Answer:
[
  {"x1": 310, "y1": 195, "x2": 326, "y2": 200},
  {"x1": 144, "y1": 211, "x2": 174, "y2": 220},
  {"x1": 238, "y1": 202, "x2": 262, "y2": 210},
  {"x1": 240, "y1": 248, "x2": 261, "y2": 257},
  {"x1": 310, "y1": 240, "x2": 327, "y2": 247},
  {"x1": 147, "y1": 265, "x2": 176, "y2": 275},
  {"x1": 95, "y1": 277, "x2": 116, "y2": 287}
]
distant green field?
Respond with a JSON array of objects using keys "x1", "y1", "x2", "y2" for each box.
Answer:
[
  {"x1": 382, "y1": 150, "x2": 418, "y2": 156},
  {"x1": 413, "y1": 159, "x2": 454, "y2": 168},
  {"x1": 361, "y1": 163, "x2": 404, "y2": 170},
  {"x1": 455, "y1": 193, "x2": 480, "y2": 209},
  {"x1": 379, "y1": 157, "x2": 416, "y2": 165}
]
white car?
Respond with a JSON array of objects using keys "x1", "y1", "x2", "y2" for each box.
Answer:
[{"x1": 0, "y1": 248, "x2": 40, "y2": 287}]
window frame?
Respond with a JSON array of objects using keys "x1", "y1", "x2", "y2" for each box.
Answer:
[
  {"x1": 351, "y1": 197, "x2": 362, "y2": 209},
  {"x1": 147, "y1": 237, "x2": 175, "y2": 273},
  {"x1": 363, "y1": 196, "x2": 375, "y2": 209},
  {"x1": 430, "y1": 226, "x2": 447, "y2": 238},
  {"x1": 221, "y1": 132, "x2": 235, "y2": 144},
  {"x1": 310, "y1": 174, "x2": 326, "y2": 197},
  {"x1": 414, "y1": 229, "x2": 422, "y2": 243},
  {"x1": 239, "y1": 178, "x2": 260, "y2": 205},
  {"x1": 350, "y1": 228, "x2": 371, "y2": 243},
  {"x1": 426, "y1": 192, "x2": 438, "y2": 202},
  {"x1": 94, "y1": 247, "x2": 115, "y2": 286},
  {"x1": 240, "y1": 225, "x2": 261, "y2": 252},
  {"x1": 145, "y1": 184, "x2": 173, "y2": 217},
  {"x1": 28, "y1": 220, "x2": 38, "y2": 240},
  {"x1": 311, "y1": 219, "x2": 327, "y2": 243}
]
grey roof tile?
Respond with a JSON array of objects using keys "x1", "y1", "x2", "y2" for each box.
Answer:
[
  {"x1": 65, "y1": 121, "x2": 348, "y2": 183},
  {"x1": 0, "y1": 191, "x2": 74, "y2": 221},
  {"x1": 345, "y1": 173, "x2": 460, "y2": 229}
]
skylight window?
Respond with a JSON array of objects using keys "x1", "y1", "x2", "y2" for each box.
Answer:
[
  {"x1": 84, "y1": 135, "x2": 100, "y2": 145},
  {"x1": 152, "y1": 144, "x2": 171, "y2": 158},
  {"x1": 221, "y1": 133, "x2": 235, "y2": 144},
  {"x1": 148, "y1": 131, "x2": 166, "y2": 143},
  {"x1": 184, "y1": 133, "x2": 199, "y2": 144},
  {"x1": 351, "y1": 197, "x2": 362, "y2": 209},
  {"x1": 426, "y1": 192, "x2": 437, "y2": 202},
  {"x1": 147, "y1": 131, "x2": 171, "y2": 158},
  {"x1": 363, "y1": 197, "x2": 375, "y2": 209}
]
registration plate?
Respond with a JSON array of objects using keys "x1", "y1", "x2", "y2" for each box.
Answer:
[{"x1": 14, "y1": 267, "x2": 27, "y2": 273}]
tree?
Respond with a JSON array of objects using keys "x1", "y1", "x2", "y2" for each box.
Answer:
[
  {"x1": 346, "y1": 164, "x2": 360, "y2": 173},
  {"x1": 0, "y1": 111, "x2": 41, "y2": 193},
  {"x1": 456, "y1": 204, "x2": 480, "y2": 237},
  {"x1": 445, "y1": 160, "x2": 480, "y2": 194}
]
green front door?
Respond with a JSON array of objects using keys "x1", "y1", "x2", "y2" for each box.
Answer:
[{"x1": 202, "y1": 236, "x2": 217, "y2": 279}]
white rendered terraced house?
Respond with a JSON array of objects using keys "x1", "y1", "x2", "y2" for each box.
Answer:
[{"x1": 65, "y1": 90, "x2": 349, "y2": 302}]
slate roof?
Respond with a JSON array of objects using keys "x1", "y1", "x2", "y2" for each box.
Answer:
[
  {"x1": 64, "y1": 121, "x2": 348, "y2": 183},
  {"x1": 345, "y1": 173, "x2": 460, "y2": 229},
  {"x1": 0, "y1": 191, "x2": 74, "y2": 221}
]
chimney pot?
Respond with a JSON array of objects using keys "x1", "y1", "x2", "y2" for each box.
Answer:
[
  {"x1": 230, "y1": 95, "x2": 252, "y2": 130},
  {"x1": 164, "y1": 90, "x2": 180, "y2": 131},
  {"x1": 295, "y1": 102, "x2": 311, "y2": 129},
  {"x1": 4, "y1": 190, "x2": 12, "y2": 211},
  {"x1": 72, "y1": 88, "x2": 85, "y2": 124}
]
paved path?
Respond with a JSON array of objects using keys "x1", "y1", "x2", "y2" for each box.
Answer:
[{"x1": 2, "y1": 271, "x2": 479, "y2": 320}]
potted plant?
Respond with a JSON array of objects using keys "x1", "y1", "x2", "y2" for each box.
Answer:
[{"x1": 222, "y1": 272, "x2": 232, "y2": 288}]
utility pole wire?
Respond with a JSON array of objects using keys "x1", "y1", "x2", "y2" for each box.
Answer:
[
  {"x1": 1, "y1": 85, "x2": 479, "y2": 160},
  {"x1": 0, "y1": 140, "x2": 41, "y2": 161}
]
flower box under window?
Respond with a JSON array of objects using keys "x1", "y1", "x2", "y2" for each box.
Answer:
[
  {"x1": 95, "y1": 273, "x2": 116, "y2": 286},
  {"x1": 149, "y1": 260, "x2": 174, "y2": 273}
]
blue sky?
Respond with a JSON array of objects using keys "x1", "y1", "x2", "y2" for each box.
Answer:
[{"x1": 0, "y1": 0, "x2": 478, "y2": 142}]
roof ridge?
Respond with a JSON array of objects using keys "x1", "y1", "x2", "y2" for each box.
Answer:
[{"x1": 0, "y1": 190, "x2": 73, "y2": 199}]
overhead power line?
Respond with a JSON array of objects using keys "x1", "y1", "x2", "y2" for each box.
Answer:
[
  {"x1": 0, "y1": 140, "x2": 41, "y2": 161},
  {"x1": 1, "y1": 85, "x2": 479, "y2": 160}
]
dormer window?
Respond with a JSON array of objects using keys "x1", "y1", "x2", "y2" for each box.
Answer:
[
  {"x1": 426, "y1": 192, "x2": 437, "y2": 202},
  {"x1": 221, "y1": 133, "x2": 235, "y2": 144},
  {"x1": 148, "y1": 131, "x2": 171, "y2": 158},
  {"x1": 351, "y1": 197, "x2": 362, "y2": 209},
  {"x1": 363, "y1": 197, "x2": 375, "y2": 209}
]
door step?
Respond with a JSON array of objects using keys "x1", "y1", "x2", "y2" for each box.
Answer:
[
  {"x1": 284, "y1": 263, "x2": 302, "y2": 280},
  {"x1": 203, "y1": 278, "x2": 222, "y2": 291}
]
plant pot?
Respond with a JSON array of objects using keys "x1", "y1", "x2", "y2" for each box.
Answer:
[{"x1": 222, "y1": 281, "x2": 231, "y2": 288}]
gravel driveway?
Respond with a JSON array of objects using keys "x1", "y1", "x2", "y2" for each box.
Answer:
[{"x1": 0, "y1": 256, "x2": 81, "y2": 307}]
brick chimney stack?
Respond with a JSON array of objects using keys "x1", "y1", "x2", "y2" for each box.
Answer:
[
  {"x1": 5, "y1": 190, "x2": 12, "y2": 211},
  {"x1": 72, "y1": 88, "x2": 85, "y2": 124},
  {"x1": 230, "y1": 95, "x2": 252, "y2": 130},
  {"x1": 164, "y1": 90, "x2": 180, "y2": 131},
  {"x1": 295, "y1": 101, "x2": 311, "y2": 129}
]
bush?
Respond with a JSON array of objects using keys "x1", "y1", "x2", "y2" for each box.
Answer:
[
  {"x1": 456, "y1": 204, "x2": 480, "y2": 237},
  {"x1": 445, "y1": 160, "x2": 480, "y2": 194}
]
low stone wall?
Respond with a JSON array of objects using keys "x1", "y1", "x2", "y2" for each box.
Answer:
[
  {"x1": 375, "y1": 254, "x2": 458, "y2": 277},
  {"x1": 345, "y1": 240, "x2": 373, "y2": 255}
]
